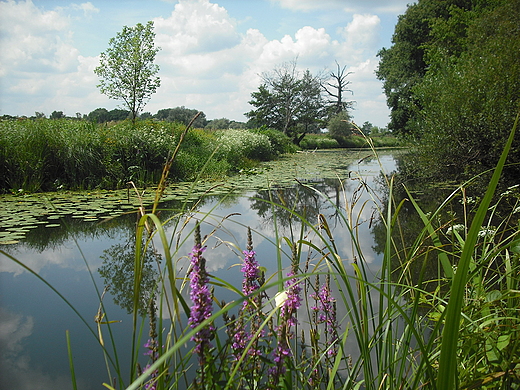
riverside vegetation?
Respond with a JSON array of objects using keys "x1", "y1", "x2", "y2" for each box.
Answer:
[
  {"x1": 2, "y1": 111, "x2": 519, "y2": 389},
  {"x1": 0, "y1": 117, "x2": 398, "y2": 194}
]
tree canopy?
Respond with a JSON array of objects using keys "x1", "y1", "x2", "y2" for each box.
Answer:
[
  {"x1": 246, "y1": 60, "x2": 324, "y2": 139},
  {"x1": 94, "y1": 21, "x2": 161, "y2": 122},
  {"x1": 246, "y1": 60, "x2": 352, "y2": 144},
  {"x1": 378, "y1": 0, "x2": 520, "y2": 181},
  {"x1": 155, "y1": 106, "x2": 207, "y2": 128}
]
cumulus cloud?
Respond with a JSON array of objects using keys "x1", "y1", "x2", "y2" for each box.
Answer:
[
  {"x1": 273, "y1": 0, "x2": 409, "y2": 13},
  {"x1": 70, "y1": 1, "x2": 100, "y2": 17},
  {"x1": 0, "y1": 0, "x2": 393, "y2": 126}
]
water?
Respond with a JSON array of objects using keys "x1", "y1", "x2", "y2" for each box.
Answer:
[{"x1": 0, "y1": 150, "x2": 399, "y2": 389}]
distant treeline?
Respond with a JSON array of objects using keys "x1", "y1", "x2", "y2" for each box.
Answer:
[{"x1": 1, "y1": 106, "x2": 249, "y2": 130}]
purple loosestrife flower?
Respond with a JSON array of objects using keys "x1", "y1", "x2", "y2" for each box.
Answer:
[
  {"x1": 188, "y1": 226, "x2": 215, "y2": 361},
  {"x1": 268, "y1": 270, "x2": 302, "y2": 387},
  {"x1": 232, "y1": 227, "x2": 264, "y2": 360},
  {"x1": 311, "y1": 277, "x2": 339, "y2": 358}
]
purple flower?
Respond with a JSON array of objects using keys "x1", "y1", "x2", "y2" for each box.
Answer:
[
  {"x1": 231, "y1": 228, "x2": 264, "y2": 360},
  {"x1": 311, "y1": 280, "x2": 339, "y2": 357},
  {"x1": 188, "y1": 234, "x2": 215, "y2": 358},
  {"x1": 269, "y1": 270, "x2": 302, "y2": 386}
]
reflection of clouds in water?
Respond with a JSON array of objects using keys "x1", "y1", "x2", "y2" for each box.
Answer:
[
  {"x1": 0, "y1": 307, "x2": 81, "y2": 390},
  {"x1": 0, "y1": 246, "x2": 77, "y2": 276},
  {"x1": 0, "y1": 237, "x2": 112, "y2": 276}
]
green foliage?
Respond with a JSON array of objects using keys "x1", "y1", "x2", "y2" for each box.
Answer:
[
  {"x1": 155, "y1": 106, "x2": 207, "y2": 128},
  {"x1": 414, "y1": 0, "x2": 520, "y2": 181},
  {"x1": 87, "y1": 108, "x2": 131, "y2": 123},
  {"x1": 94, "y1": 21, "x2": 160, "y2": 121},
  {"x1": 252, "y1": 127, "x2": 299, "y2": 155},
  {"x1": 379, "y1": 0, "x2": 519, "y2": 183},
  {"x1": 213, "y1": 129, "x2": 274, "y2": 171},
  {"x1": 0, "y1": 119, "x2": 284, "y2": 192},
  {"x1": 327, "y1": 111, "x2": 353, "y2": 145},
  {"x1": 299, "y1": 134, "x2": 339, "y2": 149},
  {"x1": 246, "y1": 60, "x2": 326, "y2": 138}
]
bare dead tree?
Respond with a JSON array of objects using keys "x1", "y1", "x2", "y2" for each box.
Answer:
[{"x1": 323, "y1": 61, "x2": 354, "y2": 115}]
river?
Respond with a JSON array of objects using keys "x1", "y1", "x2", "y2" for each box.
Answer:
[{"x1": 0, "y1": 149, "x2": 399, "y2": 389}]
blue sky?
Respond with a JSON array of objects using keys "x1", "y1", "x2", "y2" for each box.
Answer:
[{"x1": 0, "y1": 0, "x2": 411, "y2": 127}]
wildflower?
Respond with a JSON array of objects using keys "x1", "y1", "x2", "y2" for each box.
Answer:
[
  {"x1": 477, "y1": 227, "x2": 496, "y2": 238},
  {"x1": 231, "y1": 227, "x2": 263, "y2": 360},
  {"x1": 268, "y1": 269, "x2": 302, "y2": 387},
  {"x1": 188, "y1": 225, "x2": 215, "y2": 361},
  {"x1": 446, "y1": 224, "x2": 465, "y2": 234},
  {"x1": 311, "y1": 277, "x2": 339, "y2": 357}
]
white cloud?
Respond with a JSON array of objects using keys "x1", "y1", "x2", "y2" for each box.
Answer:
[
  {"x1": 0, "y1": 307, "x2": 77, "y2": 389},
  {"x1": 71, "y1": 1, "x2": 99, "y2": 16},
  {"x1": 272, "y1": 0, "x2": 409, "y2": 13},
  {"x1": 0, "y1": 0, "x2": 393, "y2": 126},
  {"x1": 154, "y1": 0, "x2": 240, "y2": 55}
]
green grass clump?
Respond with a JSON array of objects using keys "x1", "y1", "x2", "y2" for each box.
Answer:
[
  {"x1": 0, "y1": 119, "x2": 287, "y2": 193},
  {"x1": 300, "y1": 134, "x2": 340, "y2": 149}
]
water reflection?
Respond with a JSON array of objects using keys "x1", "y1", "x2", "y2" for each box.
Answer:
[
  {"x1": 98, "y1": 234, "x2": 161, "y2": 316},
  {"x1": 0, "y1": 151, "x2": 400, "y2": 389}
]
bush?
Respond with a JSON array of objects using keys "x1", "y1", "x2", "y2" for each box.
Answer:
[
  {"x1": 300, "y1": 134, "x2": 339, "y2": 149},
  {"x1": 214, "y1": 129, "x2": 273, "y2": 169},
  {"x1": 0, "y1": 119, "x2": 285, "y2": 192},
  {"x1": 252, "y1": 127, "x2": 299, "y2": 155},
  {"x1": 327, "y1": 111, "x2": 352, "y2": 141}
]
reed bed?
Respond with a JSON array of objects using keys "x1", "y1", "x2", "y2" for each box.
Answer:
[
  {"x1": 1, "y1": 112, "x2": 519, "y2": 389},
  {"x1": 0, "y1": 119, "x2": 290, "y2": 193}
]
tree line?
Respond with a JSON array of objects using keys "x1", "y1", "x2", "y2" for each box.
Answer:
[{"x1": 377, "y1": 0, "x2": 520, "y2": 182}]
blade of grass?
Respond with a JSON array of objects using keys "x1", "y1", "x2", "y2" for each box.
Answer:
[
  {"x1": 436, "y1": 109, "x2": 519, "y2": 389},
  {"x1": 66, "y1": 330, "x2": 78, "y2": 390}
]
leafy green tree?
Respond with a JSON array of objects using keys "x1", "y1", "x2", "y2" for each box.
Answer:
[
  {"x1": 155, "y1": 106, "x2": 207, "y2": 128},
  {"x1": 376, "y1": 0, "x2": 454, "y2": 135},
  {"x1": 50, "y1": 110, "x2": 65, "y2": 119},
  {"x1": 327, "y1": 111, "x2": 352, "y2": 144},
  {"x1": 413, "y1": 0, "x2": 520, "y2": 181},
  {"x1": 107, "y1": 108, "x2": 131, "y2": 121},
  {"x1": 88, "y1": 108, "x2": 109, "y2": 123},
  {"x1": 94, "y1": 21, "x2": 160, "y2": 123},
  {"x1": 205, "y1": 118, "x2": 230, "y2": 129},
  {"x1": 246, "y1": 60, "x2": 326, "y2": 143}
]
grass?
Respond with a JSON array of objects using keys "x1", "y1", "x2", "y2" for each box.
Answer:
[
  {"x1": 0, "y1": 118, "x2": 292, "y2": 193},
  {"x1": 300, "y1": 133, "x2": 402, "y2": 150},
  {"x1": 1, "y1": 111, "x2": 519, "y2": 389}
]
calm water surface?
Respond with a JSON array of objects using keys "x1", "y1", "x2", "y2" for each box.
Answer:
[{"x1": 0, "y1": 150, "x2": 398, "y2": 389}]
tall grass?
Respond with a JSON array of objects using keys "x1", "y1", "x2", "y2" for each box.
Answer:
[
  {"x1": 0, "y1": 119, "x2": 289, "y2": 193},
  {"x1": 1, "y1": 111, "x2": 519, "y2": 389}
]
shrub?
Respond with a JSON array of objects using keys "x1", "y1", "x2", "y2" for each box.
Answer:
[
  {"x1": 300, "y1": 134, "x2": 339, "y2": 149},
  {"x1": 214, "y1": 129, "x2": 273, "y2": 169},
  {"x1": 252, "y1": 127, "x2": 299, "y2": 155}
]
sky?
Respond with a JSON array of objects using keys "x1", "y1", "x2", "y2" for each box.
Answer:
[{"x1": 0, "y1": 0, "x2": 411, "y2": 128}]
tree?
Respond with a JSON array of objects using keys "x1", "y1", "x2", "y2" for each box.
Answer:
[
  {"x1": 412, "y1": 0, "x2": 520, "y2": 182},
  {"x1": 327, "y1": 111, "x2": 352, "y2": 143},
  {"x1": 205, "y1": 118, "x2": 230, "y2": 129},
  {"x1": 88, "y1": 108, "x2": 110, "y2": 123},
  {"x1": 246, "y1": 60, "x2": 326, "y2": 143},
  {"x1": 50, "y1": 111, "x2": 64, "y2": 119},
  {"x1": 155, "y1": 106, "x2": 207, "y2": 128},
  {"x1": 322, "y1": 61, "x2": 353, "y2": 118},
  {"x1": 94, "y1": 21, "x2": 160, "y2": 123}
]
